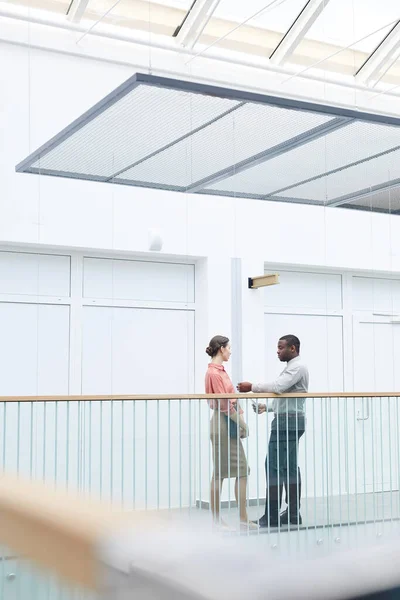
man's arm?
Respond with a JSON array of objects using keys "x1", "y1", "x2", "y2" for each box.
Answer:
[
  {"x1": 251, "y1": 363, "x2": 303, "y2": 394},
  {"x1": 235, "y1": 383, "x2": 271, "y2": 414}
]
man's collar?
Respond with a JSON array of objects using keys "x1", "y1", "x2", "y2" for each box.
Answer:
[{"x1": 287, "y1": 355, "x2": 300, "y2": 364}]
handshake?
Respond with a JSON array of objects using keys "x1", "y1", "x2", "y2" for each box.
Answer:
[{"x1": 236, "y1": 381, "x2": 267, "y2": 415}]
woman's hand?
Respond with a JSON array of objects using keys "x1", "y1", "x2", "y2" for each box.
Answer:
[{"x1": 240, "y1": 425, "x2": 249, "y2": 439}]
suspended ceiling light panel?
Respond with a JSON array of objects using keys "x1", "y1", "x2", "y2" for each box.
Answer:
[{"x1": 15, "y1": 73, "x2": 400, "y2": 214}]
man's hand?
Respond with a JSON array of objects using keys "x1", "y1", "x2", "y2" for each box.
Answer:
[
  {"x1": 252, "y1": 402, "x2": 266, "y2": 414},
  {"x1": 237, "y1": 382, "x2": 252, "y2": 393}
]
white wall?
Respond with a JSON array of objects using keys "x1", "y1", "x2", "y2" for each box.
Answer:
[
  {"x1": 2, "y1": 40, "x2": 400, "y2": 388},
  {"x1": 0, "y1": 249, "x2": 399, "y2": 510}
]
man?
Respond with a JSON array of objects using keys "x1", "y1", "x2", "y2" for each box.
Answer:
[{"x1": 237, "y1": 335, "x2": 309, "y2": 528}]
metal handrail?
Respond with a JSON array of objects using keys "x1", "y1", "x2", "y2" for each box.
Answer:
[{"x1": 0, "y1": 392, "x2": 399, "y2": 402}]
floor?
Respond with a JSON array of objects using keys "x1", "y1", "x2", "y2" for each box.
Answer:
[
  {"x1": 2, "y1": 492, "x2": 400, "y2": 599},
  {"x1": 164, "y1": 491, "x2": 400, "y2": 559}
]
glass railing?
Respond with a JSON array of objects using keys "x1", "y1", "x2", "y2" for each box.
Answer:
[
  {"x1": 0, "y1": 391, "x2": 399, "y2": 566},
  {"x1": 2, "y1": 389, "x2": 400, "y2": 600}
]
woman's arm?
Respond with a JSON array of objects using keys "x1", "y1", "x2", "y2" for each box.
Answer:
[
  {"x1": 211, "y1": 374, "x2": 249, "y2": 434},
  {"x1": 228, "y1": 410, "x2": 249, "y2": 436}
]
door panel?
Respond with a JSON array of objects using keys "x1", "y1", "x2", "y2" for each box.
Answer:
[
  {"x1": 353, "y1": 315, "x2": 400, "y2": 495},
  {"x1": 258, "y1": 313, "x2": 345, "y2": 501}
]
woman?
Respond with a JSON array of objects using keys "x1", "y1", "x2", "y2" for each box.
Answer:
[{"x1": 205, "y1": 335, "x2": 257, "y2": 530}]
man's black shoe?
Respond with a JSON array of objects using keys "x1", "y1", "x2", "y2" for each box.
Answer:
[
  {"x1": 252, "y1": 516, "x2": 279, "y2": 528},
  {"x1": 280, "y1": 509, "x2": 302, "y2": 526}
]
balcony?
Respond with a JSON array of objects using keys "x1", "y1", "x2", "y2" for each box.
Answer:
[{"x1": 1, "y1": 390, "x2": 400, "y2": 599}]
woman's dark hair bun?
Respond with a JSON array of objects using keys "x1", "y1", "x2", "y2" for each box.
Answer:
[{"x1": 206, "y1": 335, "x2": 229, "y2": 358}]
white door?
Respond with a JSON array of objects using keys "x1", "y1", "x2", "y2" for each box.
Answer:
[
  {"x1": 81, "y1": 306, "x2": 195, "y2": 509},
  {"x1": 81, "y1": 306, "x2": 195, "y2": 395},
  {"x1": 0, "y1": 302, "x2": 70, "y2": 482},
  {"x1": 352, "y1": 314, "x2": 400, "y2": 495}
]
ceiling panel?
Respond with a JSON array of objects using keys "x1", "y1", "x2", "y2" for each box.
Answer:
[
  {"x1": 341, "y1": 187, "x2": 400, "y2": 212},
  {"x1": 116, "y1": 102, "x2": 331, "y2": 188},
  {"x1": 302, "y1": 0, "x2": 399, "y2": 52},
  {"x1": 274, "y1": 147, "x2": 400, "y2": 203},
  {"x1": 15, "y1": 72, "x2": 400, "y2": 215},
  {"x1": 289, "y1": 0, "x2": 400, "y2": 72},
  {"x1": 208, "y1": 0, "x2": 307, "y2": 31},
  {"x1": 26, "y1": 83, "x2": 239, "y2": 179},
  {"x1": 151, "y1": 0, "x2": 193, "y2": 8},
  {"x1": 206, "y1": 120, "x2": 400, "y2": 197},
  {"x1": 78, "y1": 0, "x2": 186, "y2": 35},
  {"x1": 5, "y1": 0, "x2": 70, "y2": 12},
  {"x1": 85, "y1": 0, "x2": 191, "y2": 16}
]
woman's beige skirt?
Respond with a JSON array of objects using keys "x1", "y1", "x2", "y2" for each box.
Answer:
[{"x1": 210, "y1": 411, "x2": 249, "y2": 479}]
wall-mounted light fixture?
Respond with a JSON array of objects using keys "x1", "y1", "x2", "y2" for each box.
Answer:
[
  {"x1": 248, "y1": 274, "x2": 279, "y2": 289},
  {"x1": 148, "y1": 229, "x2": 163, "y2": 252}
]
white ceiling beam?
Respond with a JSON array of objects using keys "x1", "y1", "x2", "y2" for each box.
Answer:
[
  {"x1": 66, "y1": 0, "x2": 90, "y2": 23},
  {"x1": 174, "y1": 0, "x2": 221, "y2": 50},
  {"x1": 355, "y1": 21, "x2": 400, "y2": 85},
  {"x1": 269, "y1": 0, "x2": 331, "y2": 65}
]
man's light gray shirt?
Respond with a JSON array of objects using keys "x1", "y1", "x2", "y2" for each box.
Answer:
[{"x1": 251, "y1": 356, "x2": 309, "y2": 415}]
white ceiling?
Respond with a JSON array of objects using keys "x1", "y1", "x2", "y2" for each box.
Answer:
[
  {"x1": 2, "y1": 0, "x2": 400, "y2": 85},
  {"x1": 303, "y1": 0, "x2": 399, "y2": 54},
  {"x1": 211, "y1": 0, "x2": 306, "y2": 31}
]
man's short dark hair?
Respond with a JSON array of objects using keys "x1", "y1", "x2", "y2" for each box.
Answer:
[{"x1": 279, "y1": 335, "x2": 300, "y2": 353}]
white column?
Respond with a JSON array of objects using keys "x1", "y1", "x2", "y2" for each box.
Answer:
[
  {"x1": 239, "y1": 257, "x2": 266, "y2": 386},
  {"x1": 194, "y1": 255, "x2": 232, "y2": 393},
  {"x1": 68, "y1": 252, "x2": 84, "y2": 394},
  {"x1": 194, "y1": 255, "x2": 232, "y2": 505}
]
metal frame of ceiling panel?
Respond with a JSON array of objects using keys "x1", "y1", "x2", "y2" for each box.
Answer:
[
  {"x1": 260, "y1": 144, "x2": 400, "y2": 199},
  {"x1": 328, "y1": 178, "x2": 400, "y2": 208}
]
